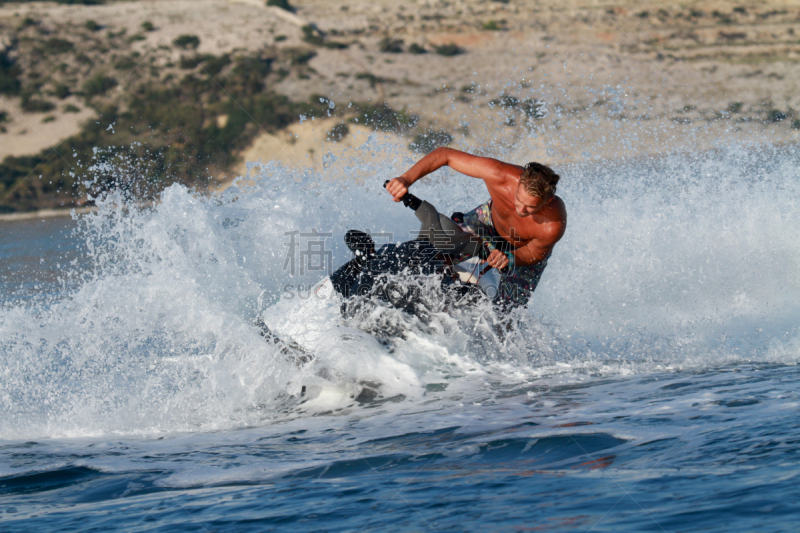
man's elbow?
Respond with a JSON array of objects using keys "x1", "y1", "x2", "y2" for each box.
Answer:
[{"x1": 432, "y1": 146, "x2": 457, "y2": 164}]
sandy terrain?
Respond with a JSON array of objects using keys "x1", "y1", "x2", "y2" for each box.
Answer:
[
  {"x1": 231, "y1": 117, "x2": 417, "y2": 180},
  {"x1": 0, "y1": 95, "x2": 95, "y2": 161},
  {"x1": 236, "y1": 0, "x2": 800, "y2": 173}
]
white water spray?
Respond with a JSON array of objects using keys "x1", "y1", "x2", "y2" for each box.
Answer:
[{"x1": 1, "y1": 127, "x2": 798, "y2": 441}]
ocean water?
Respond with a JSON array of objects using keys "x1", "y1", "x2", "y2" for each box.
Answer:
[{"x1": 1, "y1": 141, "x2": 799, "y2": 532}]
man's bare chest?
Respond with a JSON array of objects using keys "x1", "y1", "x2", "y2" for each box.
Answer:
[{"x1": 490, "y1": 203, "x2": 543, "y2": 246}]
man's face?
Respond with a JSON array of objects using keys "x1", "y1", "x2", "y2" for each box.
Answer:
[{"x1": 514, "y1": 185, "x2": 547, "y2": 217}]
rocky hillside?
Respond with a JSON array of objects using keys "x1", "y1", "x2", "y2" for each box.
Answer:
[{"x1": 1, "y1": 0, "x2": 798, "y2": 212}]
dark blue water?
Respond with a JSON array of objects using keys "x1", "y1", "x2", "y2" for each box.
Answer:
[
  {"x1": 0, "y1": 217, "x2": 82, "y2": 302},
  {"x1": 2, "y1": 365, "x2": 798, "y2": 532},
  {"x1": 1, "y1": 143, "x2": 799, "y2": 531}
]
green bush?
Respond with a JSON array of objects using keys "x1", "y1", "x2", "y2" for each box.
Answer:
[
  {"x1": 56, "y1": 0, "x2": 105, "y2": 4},
  {"x1": 408, "y1": 43, "x2": 426, "y2": 54},
  {"x1": 379, "y1": 37, "x2": 404, "y2": 53},
  {"x1": 712, "y1": 10, "x2": 734, "y2": 24},
  {"x1": 114, "y1": 57, "x2": 137, "y2": 70},
  {"x1": 0, "y1": 52, "x2": 21, "y2": 95},
  {"x1": 327, "y1": 122, "x2": 349, "y2": 142},
  {"x1": 75, "y1": 53, "x2": 93, "y2": 66},
  {"x1": 85, "y1": 20, "x2": 100, "y2": 32},
  {"x1": 43, "y1": 38, "x2": 74, "y2": 55},
  {"x1": 266, "y1": 0, "x2": 293, "y2": 11},
  {"x1": 204, "y1": 54, "x2": 231, "y2": 76},
  {"x1": 302, "y1": 25, "x2": 324, "y2": 46},
  {"x1": 791, "y1": 119, "x2": 800, "y2": 130},
  {"x1": 179, "y1": 55, "x2": 198, "y2": 69},
  {"x1": 22, "y1": 97, "x2": 56, "y2": 113},
  {"x1": 727, "y1": 102, "x2": 743, "y2": 113},
  {"x1": 433, "y1": 43, "x2": 463, "y2": 56},
  {"x1": 274, "y1": 35, "x2": 287, "y2": 42},
  {"x1": 355, "y1": 72, "x2": 385, "y2": 88},
  {"x1": 409, "y1": 130, "x2": 453, "y2": 153},
  {"x1": 63, "y1": 104, "x2": 81, "y2": 113},
  {"x1": 173, "y1": 35, "x2": 200, "y2": 50},
  {"x1": 0, "y1": 111, "x2": 8, "y2": 123},
  {"x1": 53, "y1": 83, "x2": 71, "y2": 99},
  {"x1": 106, "y1": 29, "x2": 127, "y2": 40},
  {"x1": 521, "y1": 98, "x2": 547, "y2": 119},
  {"x1": 286, "y1": 48, "x2": 316, "y2": 65},
  {"x1": 766, "y1": 109, "x2": 788, "y2": 123},
  {"x1": 228, "y1": 55, "x2": 271, "y2": 93},
  {"x1": 179, "y1": 54, "x2": 231, "y2": 75},
  {"x1": 482, "y1": 20, "x2": 501, "y2": 31},
  {"x1": 141, "y1": 21, "x2": 155, "y2": 32},
  {"x1": 42, "y1": 115, "x2": 56, "y2": 123},
  {"x1": 83, "y1": 74, "x2": 118, "y2": 98},
  {"x1": 349, "y1": 102, "x2": 419, "y2": 133},
  {"x1": 490, "y1": 94, "x2": 519, "y2": 109}
]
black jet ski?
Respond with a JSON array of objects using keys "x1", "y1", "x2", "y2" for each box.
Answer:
[{"x1": 258, "y1": 182, "x2": 504, "y2": 365}]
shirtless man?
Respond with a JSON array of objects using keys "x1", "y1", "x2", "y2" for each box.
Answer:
[{"x1": 386, "y1": 147, "x2": 567, "y2": 309}]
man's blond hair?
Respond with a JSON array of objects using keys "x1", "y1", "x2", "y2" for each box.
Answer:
[{"x1": 520, "y1": 162, "x2": 560, "y2": 199}]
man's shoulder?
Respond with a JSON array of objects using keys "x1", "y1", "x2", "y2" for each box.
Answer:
[
  {"x1": 536, "y1": 196, "x2": 567, "y2": 243},
  {"x1": 546, "y1": 195, "x2": 567, "y2": 222}
]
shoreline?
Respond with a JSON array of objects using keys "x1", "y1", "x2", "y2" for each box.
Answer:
[
  {"x1": 0, "y1": 206, "x2": 95, "y2": 223},
  {"x1": 5, "y1": 136, "x2": 797, "y2": 223}
]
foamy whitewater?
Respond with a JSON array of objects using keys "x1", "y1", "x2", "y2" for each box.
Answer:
[{"x1": 1, "y1": 138, "x2": 798, "y2": 531}]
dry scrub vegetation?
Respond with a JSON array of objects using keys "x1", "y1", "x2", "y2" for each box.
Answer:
[{"x1": 0, "y1": 0, "x2": 798, "y2": 211}]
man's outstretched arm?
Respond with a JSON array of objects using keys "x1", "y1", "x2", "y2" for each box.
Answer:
[{"x1": 386, "y1": 147, "x2": 521, "y2": 202}]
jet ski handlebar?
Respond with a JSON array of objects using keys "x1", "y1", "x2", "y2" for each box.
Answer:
[
  {"x1": 384, "y1": 180, "x2": 506, "y2": 273},
  {"x1": 383, "y1": 180, "x2": 422, "y2": 210}
]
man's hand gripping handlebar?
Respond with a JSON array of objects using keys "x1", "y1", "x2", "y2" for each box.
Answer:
[
  {"x1": 479, "y1": 246, "x2": 510, "y2": 273},
  {"x1": 385, "y1": 178, "x2": 421, "y2": 210},
  {"x1": 385, "y1": 177, "x2": 410, "y2": 202}
]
